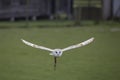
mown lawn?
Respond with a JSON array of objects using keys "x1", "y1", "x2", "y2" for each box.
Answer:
[{"x1": 0, "y1": 23, "x2": 120, "y2": 80}]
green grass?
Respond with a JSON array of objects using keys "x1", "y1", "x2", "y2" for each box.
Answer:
[
  {"x1": 0, "y1": 24, "x2": 120, "y2": 80},
  {"x1": 0, "y1": 20, "x2": 74, "y2": 28},
  {"x1": 0, "y1": 20, "x2": 120, "y2": 29}
]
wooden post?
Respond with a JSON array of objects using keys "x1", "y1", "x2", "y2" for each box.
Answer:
[
  {"x1": 26, "y1": 0, "x2": 29, "y2": 27},
  {"x1": 10, "y1": 0, "x2": 15, "y2": 22},
  {"x1": 74, "y1": 7, "x2": 81, "y2": 25}
]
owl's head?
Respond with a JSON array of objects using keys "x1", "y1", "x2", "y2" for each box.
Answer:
[{"x1": 50, "y1": 49, "x2": 63, "y2": 57}]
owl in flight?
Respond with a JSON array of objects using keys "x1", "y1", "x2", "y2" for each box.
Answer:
[{"x1": 21, "y1": 37, "x2": 94, "y2": 70}]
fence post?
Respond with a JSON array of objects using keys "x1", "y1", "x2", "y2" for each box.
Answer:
[
  {"x1": 74, "y1": 7, "x2": 81, "y2": 25},
  {"x1": 25, "y1": 0, "x2": 29, "y2": 27}
]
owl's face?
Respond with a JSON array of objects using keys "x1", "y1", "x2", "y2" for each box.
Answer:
[{"x1": 52, "y1": 49, "x2": 63, "y2": 57}]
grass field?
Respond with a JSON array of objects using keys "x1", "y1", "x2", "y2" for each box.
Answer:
[{"x1": 0, "y1": 22, "x2": 120, "y2": 80}]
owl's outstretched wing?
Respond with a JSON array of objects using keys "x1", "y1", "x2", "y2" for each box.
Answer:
[
  {"x1": 21, "y1": 39, "x2": 54, "y2": 52},
  {"x1": 62, "y1": 37, "x2": 94, "y2": 52}
]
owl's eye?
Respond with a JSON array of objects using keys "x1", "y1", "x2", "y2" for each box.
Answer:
[{"x1": 56, "y1": 52, "x2": 58, "y2": 53}]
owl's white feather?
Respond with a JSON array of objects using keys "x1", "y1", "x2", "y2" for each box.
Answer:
[
  {"x1": 61, "y1": 37, "x2": 94, "y2": 52},
  {"x1": 21, "y1": 39, "x2": 54, "y2": 52}
]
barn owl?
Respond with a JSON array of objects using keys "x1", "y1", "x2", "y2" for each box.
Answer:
[{"x1": 21, "y1": 37, "x2": 94, "y2": 70}]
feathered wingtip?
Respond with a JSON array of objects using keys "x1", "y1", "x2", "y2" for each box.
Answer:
[
  {"x1": 81, "y1": 37, "x2": 94, "y2": 46},
  {"x1": 21, "y1": 39, "x2": 25, "y2": 42},
  {"x1": 90, "y1": 37, "x2": 94, "y2": 41}
]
